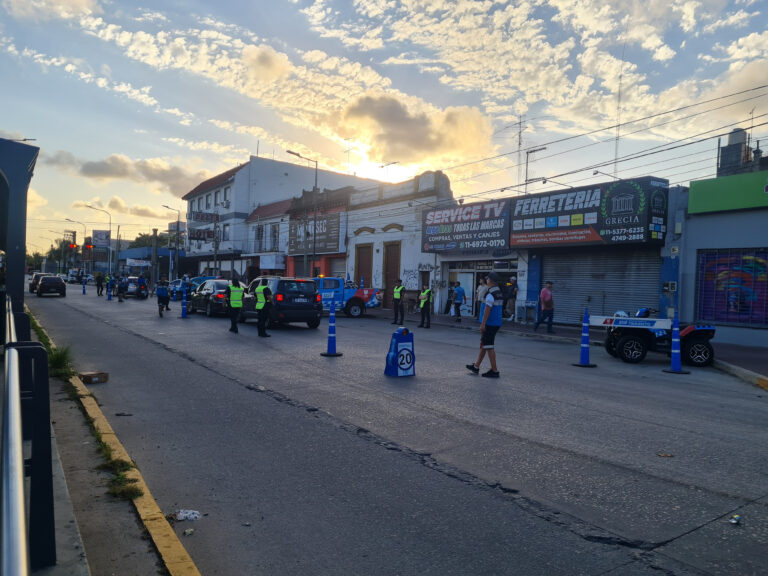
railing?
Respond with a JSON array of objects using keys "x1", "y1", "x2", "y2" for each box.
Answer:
[{"x1": 2, "y1": 296, "x2": 55, "y2": 574}]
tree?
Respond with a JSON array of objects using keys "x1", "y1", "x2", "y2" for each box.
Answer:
[
  {"x1": 129, "y1": 232, "x2": 168, "y2": 248},
  {"x1": 25, "y1": 251, "x2": 45, "y2": 270}
]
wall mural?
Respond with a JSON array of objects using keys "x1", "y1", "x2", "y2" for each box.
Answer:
[{"x1": 696, "y1": 249, "x2": 767, "y2": 325}]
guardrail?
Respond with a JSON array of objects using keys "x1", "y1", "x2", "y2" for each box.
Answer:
[{"x1": 2, "y1": 296, "x2": 56, "y2": 574}]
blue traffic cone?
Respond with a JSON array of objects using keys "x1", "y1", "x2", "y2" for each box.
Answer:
[
  {"x1": 663, "y1": 311, "x2": 690, "y2": 374},
  {"x1": 573, "y1": 307, "x2": 597, "y2": 367},
  {"x1": 181, "y1": 286, "x2": 188, "y2": 318},
  {"x1": 321, "y1": 300, "x2": 342, "y2": 357},
  {"x1": 82, "y1": 277, "x2": 86, "y2": 295},
  {"x1": 107, "y1": 280, "x2": 112, "y2": 301}
]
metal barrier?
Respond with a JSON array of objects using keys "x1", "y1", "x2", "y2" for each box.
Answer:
[{"x1": 2, "y1": 296, "x2": 56, "y2": 574}]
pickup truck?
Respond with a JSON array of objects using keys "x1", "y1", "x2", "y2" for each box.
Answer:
[{"x1": 312, "y1": 277, "x2": 381, "y2": 318}]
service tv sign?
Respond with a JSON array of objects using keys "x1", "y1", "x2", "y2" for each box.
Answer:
[
  {"x1": 509, "y1": 177, "x2": 668, "y2": 248},
  {"x1": 422, "y1": 200, "x2": 509, "y2": 254}
]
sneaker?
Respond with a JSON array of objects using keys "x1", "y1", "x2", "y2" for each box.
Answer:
[
  {"x1": 481, "y1": 369, "x2": 500, "y2": 378},
  {"x1": 466, "y1": 364, "x2": 479, "y2": 374}
]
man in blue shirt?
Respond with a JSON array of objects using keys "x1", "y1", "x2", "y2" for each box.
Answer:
[
  {"x1": 466, "y1": 272, "x2": 503, "y2": 378},
  {"x1": 453, "y1": 281, "x2": 466, "y2": 323}
]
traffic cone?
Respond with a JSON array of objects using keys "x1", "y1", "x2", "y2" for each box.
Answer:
[
  {"x1": 181, "y1": 286, "x2": 188, "y2": 318},
  {"x1": 663, "y1": 311, "x2": 690, "y2": 374},
  {"x1": 573, "y1": 307, "x2": 596, "y2": 368},
  {"x1": 321, "y1": 300, "x2": 342, "y2": 357}
]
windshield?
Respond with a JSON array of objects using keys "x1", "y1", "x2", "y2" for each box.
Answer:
[{"x1": 278, "y1": 280, "x2": 316, "y2": 294}]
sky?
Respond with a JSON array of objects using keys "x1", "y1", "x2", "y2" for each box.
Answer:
[{"x1": 2, "y1": 0, "x2": 767, "y2": 250}]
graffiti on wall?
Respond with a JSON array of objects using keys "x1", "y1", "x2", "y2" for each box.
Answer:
[{"x1": 697, "y1": 250, "x2": 767, "y2": 325}]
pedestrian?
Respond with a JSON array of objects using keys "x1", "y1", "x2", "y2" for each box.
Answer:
[
  {"x1": 466, "y1": 272, "x2": 503, "y2": 378},
  {"x1": 534, "y1": 280, "x2": 555, "y2": 333},
  {"x1": 392, "y1": 278, "x2": 405, "y2": 325},
  {"x1": 443, "y1": 282, "x2": 454, "y2": 314},
  {"x1": 453, "y1": 281, "x2": 466, "y2": 323},
  {"x1": 417, "y1": 282, "x2": 432, "y2": 328},
  {"x1": 475, "y1": 278, "x2": 488, "y2": 319},
  {"x1": 116, "y1": 275, "x2": 127, "y2": 302},
  {"x1": 225, "y1": 278, "x2": 245, "y2": 333},
  {"x1": 95, "y1": 273, "x2": 104, "y2": 296},
  {"x1": 505, "y1": 278, "x2": 518, "y2": 321},
  {"x1": 254, "y1": 278, "x2": 272, "y2": 337},
  {"x1": 155, "y1": 276, "x2": 170, "y2": 317}
]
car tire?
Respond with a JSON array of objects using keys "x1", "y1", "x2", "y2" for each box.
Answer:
[
  {"x1": 604, "y1": 333, "x2": 618, "y2": 357},
  {"x1": 617, "y1": 334, "x2": 648, "y2": 364},
  {"x1": 61, "y1": 292, "x2": 66, "y2": 297},
  {"x1": 307, "y1": 317, "x2": 321, "y2": 329},
  {"x1": 683, "y1": 338, "x2": 714, "y2": 367},
  {"x1": 206, "y1": 302, "x2": 212, "y2": 317},
  {"x1": 345, "y1": 299, "x2": 364, "y2": 318}
]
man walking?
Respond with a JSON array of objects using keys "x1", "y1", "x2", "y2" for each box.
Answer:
[
  {"x1": 466, "y1": 272, "x2": 503, "y2": 378},
  {"x1": 95, "y1": 273, "x2": 104, "y2": 296},
  {"x1": 534, "y1": 280, "x2": 555, "y2": 333},
  {"x1": 453, "y1": 281, "x2": 466, "y2": 322},
  {"x1": 417, "y1": 282, "x2": 432, "y2": 328},
  {"x1": 225, "y1": 277, "x2": 245, "y2": 333},
  {"x1": 254, "y1": 278, "x2": 272, "y2": 338},
  {"x1": 392, "y1": 278, "x2": 405, "y2": 325}
]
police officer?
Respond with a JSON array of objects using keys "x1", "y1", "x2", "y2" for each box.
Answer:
[
  {"x1": 225, "y1": 278, "x2": 245, "y2": 333},
  {"x1": 254, "y1": 278, "x2": 272, "y2": 338},
  {"x1": 417, "y1": 282, "x2": 432, "y2": 328},
  {"x1": 392, "y1": 278, "x2": 405, "y2": 325}
]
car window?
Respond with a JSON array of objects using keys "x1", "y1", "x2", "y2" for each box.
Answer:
[
  {"x1": 324, "y1": 279, "x2": 341, "y2": 290},
  {"x1": 212, "y1": 280, "x2": 229, "y2": 290},
  {"x1": 278, "y1": 280, "x2": 316, "y2": 294}
]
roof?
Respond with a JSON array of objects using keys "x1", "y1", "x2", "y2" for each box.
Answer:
[
  {"x1": 182, "y1": 162, "x2": 248, "y2": 201},
  {"x1": 246, "y1": 199, "x2": 293, "y2": 222}
]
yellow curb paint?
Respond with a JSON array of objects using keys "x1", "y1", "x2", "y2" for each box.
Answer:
[
  {"x1": 65, "y1": 375, "x2": 202, "y2": 576},
  {"x1": 758, "y1": 377, "x2": 768, "y2": 392}
]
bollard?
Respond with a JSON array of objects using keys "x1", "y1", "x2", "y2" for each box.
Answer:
[
  {"x1": 573, "y1": 307, "x2": 596, "y2": 367},
  {"x1": 107, "y1": 280, "x2": 112, "y2": 301},
  {"x1": 181, "y1": 286, "x2": 188, "y2": 318},
  {"x1": 663, "y1": 311, "x2": 690, "y2": 374},
  {"x1": 321, "y1": 300, "x2": 342, "y2": 357},
  {"x1": 385, "y1": 327, "x2": 415, "y2": 377},
  {"x1": 173, "y1": 287, "x2": 178, "y2": 302},
  {"x1": 82, "y1": 277, "x2": 86, "y2": 295}
]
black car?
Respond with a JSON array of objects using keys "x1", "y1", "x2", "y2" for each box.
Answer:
[
  {"x1": 241, "y1": 276, "x2": 322, "y2": 329},
  {"x1": 29, "y1": 272, "x2": 53, "y2": 293},
  {"x1": 36, "y1": 275, "x2": 66, "y2": 297},
  {"x1": 188, "y1": 279, "x2": 230, "y2": 316}
]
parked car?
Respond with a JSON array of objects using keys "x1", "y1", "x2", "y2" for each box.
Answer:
[
  {"x1": 36, "y1": 275, "x2": 66, "y2": 297},
  {"x1": 188, "y1": 279, "x2": 231, "y2": 316},
  {"x1": 29, "y1": 272, "x2": 53, "y2": 293},
  {"x1": 125, "y1": 276, "x2": 149, "y2": 299},
  {"x1": 241, "y1": 276, "x2": 322, "y2": 329}
]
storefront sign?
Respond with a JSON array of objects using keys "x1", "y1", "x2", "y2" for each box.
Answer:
[
  {"x1": 189, "y1": 228, "x2": 215, "y2": 240},
  {"x1": 509, "y1": 177, "x2": 668, "y2": 247},
  {"x1": 92, "y1": 229, "x2": 111, "y2": 248},
  {"x1": 422, "y1": 200, "x2": 510, "y2": 253},
  {"x1": 191, "y1": 211, "x2": 219, "y2": 223},
  {"x1": 288, "y1": 213, "x2": 341, "y2": 255}
]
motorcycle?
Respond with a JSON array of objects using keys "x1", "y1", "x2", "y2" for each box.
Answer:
[{"x1": 604, "y1": 308, "x2": 716, "y2": 367}]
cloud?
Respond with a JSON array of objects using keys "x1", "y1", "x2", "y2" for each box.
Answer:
[
  {"x1": 71, "y1": 195, "x2": 171, "y2": 219},
  {"x1": 2, "y1": 0, "x2": 100, "y2": 20},
  {"x1": 702, "y1": 9, "x2": 754, "y2": 34},
  {"x1": 43, "y1": 152, "x2": 211, "y2": 197},
  {"x1": 26, "y1": 188, "x2": 48, "y2": 213},
  {"x1": 241, "y1": 45, "x2": 292, "y2": 85}
]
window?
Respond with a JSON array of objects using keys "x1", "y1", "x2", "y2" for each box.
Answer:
[
  {"x1": 222, "y1": 224, "x2": 230, "y2": 241},
  {"x1": 206, "y1": 194, "x2": 211, "y2": 209},
  {"x1": 268, "y1": 223, "x2": 279, "y2": 252},
  {"x1": 696, "y1": 248, "x2": 768, "y2": 326},
  {"x1": 214, "y1": 190, "x2": 220, "y2": 206},
  {"x1": 224, "y1": 186, "x2": 230, "y2": 202},
  {"x1": 197, "y1": 198, "x2": 202, "y2": 211},
  {"x1": 255, "y1": 225, "x2": 264, "y2": 252}
]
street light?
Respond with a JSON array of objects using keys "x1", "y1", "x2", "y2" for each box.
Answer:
[
  {"x1": 162, "y1": 205, "x2": 181, "y2": 280},
  {"x1": 593, "y1": 169, "x2": 620, "y2": 180},
  {"x1": 287, "y1": 150, "x2": 319, "y2": 276},
  {"x1": 525, "y1": 146, "x2": 547, "y2": 194},
  {"x1": 542, "y1": 178, "x2": 574, "y2": 189},
  {"x1": 85, "y1": 204, "x2": 112, "y2": 275},
  {"x1": 65, "y1": 218, "x2": 87, "y2": 273}
]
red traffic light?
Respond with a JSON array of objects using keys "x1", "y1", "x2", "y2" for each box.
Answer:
[
  {"x1": 85, "y1": 244, "x2": 94, "y2": 250},
  {"x1": 69, "y1": 243, "x2": 78, "y2": 249}
]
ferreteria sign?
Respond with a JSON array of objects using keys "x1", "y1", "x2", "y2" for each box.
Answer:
[
  {"x1": 422, "y1": 200, "x2": 509, "y2": 253},
  {"x1": 509, "y1": 177, "x2": 669, "y2": 248}
]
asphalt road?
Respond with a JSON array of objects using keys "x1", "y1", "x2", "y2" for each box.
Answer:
[{"x1": 28, "y1": 290, "x2": 768, "y2": 576}]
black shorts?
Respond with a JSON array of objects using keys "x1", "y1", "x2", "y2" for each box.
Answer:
[{"x1": 481, "y1": 325, "x2": 500, "y2": 349}]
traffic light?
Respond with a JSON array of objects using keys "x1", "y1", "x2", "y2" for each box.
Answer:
[
  {"x1": 85, "y1": 244, "x2": 94, "y2": 250},
  {"x1": 69, "y1": 243, "x2": 78, "y2": 249}
]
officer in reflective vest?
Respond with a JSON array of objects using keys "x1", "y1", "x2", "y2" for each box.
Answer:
[
  {"x1": 226, "y1": 278, "x2": 245, "y2": 334},
  {"x1": 392, "y1": 278, "x2": 405, "y2": 325},
  {"x1": 254, "y1": 279, "x2": 272, "y2": 338},
  {"x1": 417, "y1": 283, "x2": 432, "y2": 329}
]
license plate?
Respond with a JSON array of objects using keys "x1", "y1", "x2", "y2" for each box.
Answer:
[{"x1": 294, "y1": 298, "x2": 308, "y2": 303}]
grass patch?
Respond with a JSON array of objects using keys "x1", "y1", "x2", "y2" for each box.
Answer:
[{"x1": 48, "y1": 346, "x2": 74, "y2": 377}]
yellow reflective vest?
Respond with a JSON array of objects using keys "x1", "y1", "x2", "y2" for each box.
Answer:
[
  {"x1": 419, "y1": 289, "x2": 431, "y2": 308},
  {"x1": 255, "y1": 284, "x2": 268, "y2": 310},
  {"x1": 228, "y1": 285, "x2": 244, "y2": 308},
  {"x1": 393, "y1": 285, "x2": 404, "y2": 300}
]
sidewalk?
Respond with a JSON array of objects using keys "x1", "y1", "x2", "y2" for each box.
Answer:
[{"x1": 369, "y1": 308, "x2": 768, "y2": 389}]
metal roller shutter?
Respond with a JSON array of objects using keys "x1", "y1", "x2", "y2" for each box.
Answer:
[
  {"x1": 330, "y1": 258, "x2": 346, "y2": 277},
  {"x1": 541, "y1": 248, "x2": 661, "y2": 325}
]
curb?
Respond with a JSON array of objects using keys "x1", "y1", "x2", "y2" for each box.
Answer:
[
  {"x1": 67, "y1": 375, "x2": 202, "y2": 576},
  {"x1": 713, "y1": 360, "x2": 768, "y2": 392}
]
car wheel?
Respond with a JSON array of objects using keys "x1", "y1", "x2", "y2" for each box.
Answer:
[
  {"x1": 345, "y1": 300, "x2": 363, "y2": 318},
  {"x1": 61, "y1": 292, "x2": 66, "y2": 297},
  {"x1": 604, "y1": 333, "x2": 618, "y2": 357},
  {"x1": 617, "y1": 334, "x2": 648, "y2": 364},
  {"x1": 683, "y1": 338, "x2": 714, "y2": 367},
  {"x1": 307, "y1": 317, "x2": 321, "y2": 329},
  {"x1": 206, "y1": 302, "x2": 213, "y2": 317}
]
